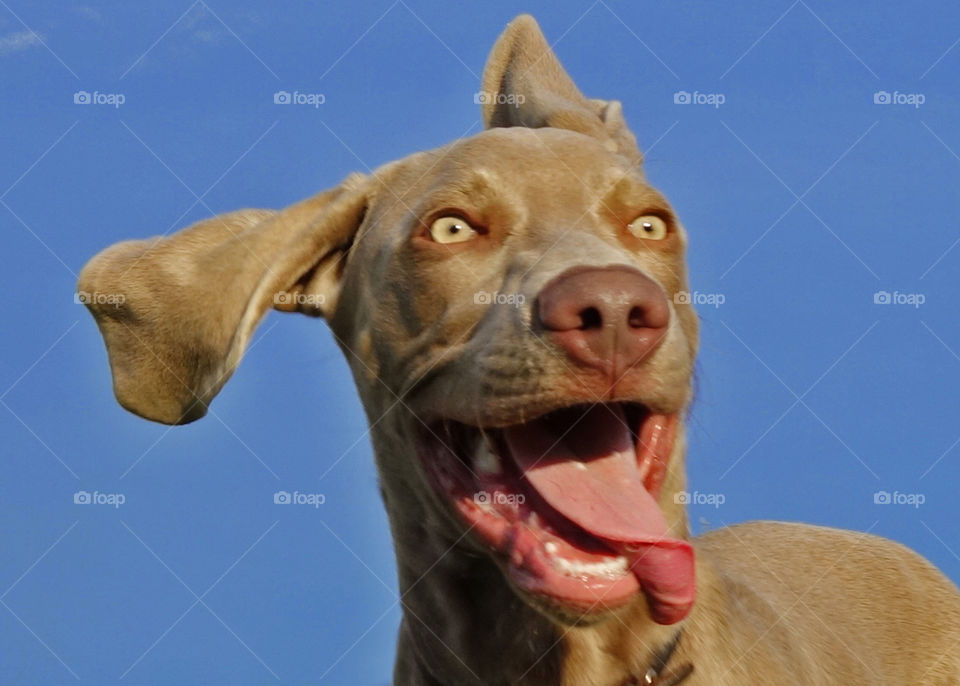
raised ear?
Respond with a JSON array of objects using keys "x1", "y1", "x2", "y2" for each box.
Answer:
[
  {"x1": 78, "y1": 173, "x2": 369, "y2": 425},
  {"x1": 480, "y1": 14, "x2": 642, "y2": 166}
]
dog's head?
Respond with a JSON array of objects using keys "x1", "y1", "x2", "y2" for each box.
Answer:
[{"x1": 80, "y1": 16, "x2": 698, "y2": 628}]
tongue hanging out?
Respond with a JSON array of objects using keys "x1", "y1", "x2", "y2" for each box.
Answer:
[{"x1": 502, "y1": 404, "x2": 695, "y2": 624}]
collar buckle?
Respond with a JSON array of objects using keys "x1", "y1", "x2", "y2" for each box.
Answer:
[{"x1": 622, "y1": 630, "x2": 694, "y2": 686}]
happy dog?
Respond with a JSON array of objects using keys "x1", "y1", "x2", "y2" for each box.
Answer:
[{"x1": 80, "y1": 15, "x2": 960, "y2": 685}]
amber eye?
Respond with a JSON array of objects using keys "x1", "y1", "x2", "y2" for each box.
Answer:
[
  {"x1": 627, "y1": 215, "x2": 669, "y2": 241},
  {"x1": 428, "y1": 216, "x2": 479, "y2": 244}
]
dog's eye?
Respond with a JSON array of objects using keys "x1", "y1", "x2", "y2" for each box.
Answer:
[
  {"x1": 627, "y1": 215, "x2": 668, "y2": 241},
  {"x1": 428, "y1": 216, "x2": 479, "y2": 244}
]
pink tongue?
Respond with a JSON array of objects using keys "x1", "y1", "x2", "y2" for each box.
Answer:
[{"x1": 503, "y1": 404, "x2": 695, "y2": 624}]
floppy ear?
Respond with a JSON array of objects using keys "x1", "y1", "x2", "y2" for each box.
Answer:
[
  {"x1": 480, "y1": 14, "x2": 642, "y2": 166},
  {"x1": 78, "y1": 173, "x2": 369, "y2": 425}
]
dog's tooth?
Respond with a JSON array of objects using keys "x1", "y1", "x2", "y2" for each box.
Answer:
[
  {"x1": 551, "y1": 555, "x2": 629, "y2": 580},
  {"x1": 474, "y1": 437, "x2": 502, "y2": 475},
  {"x1": 544, "y1": 542, "x2": 559, "y2": 555}
]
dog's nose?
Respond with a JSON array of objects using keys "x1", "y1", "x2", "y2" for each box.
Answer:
[{"x1": 535, "y1": 266, "x2": 670, "y2": 377}]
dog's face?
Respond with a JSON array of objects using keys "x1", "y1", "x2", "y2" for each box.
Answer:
[
  {"x1": 336, "y1": 127, "x2": 698, "y2": 421},
  {"x1": 79, "y1": 15, "x2": 699, "y2": 629},
  {"x1": 330, "y1": 127, "x2": 699, "y2": 624}
]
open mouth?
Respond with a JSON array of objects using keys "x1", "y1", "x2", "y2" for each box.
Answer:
[{"x1": 420, "y1": 402, "x2": 695, "y2": 625}]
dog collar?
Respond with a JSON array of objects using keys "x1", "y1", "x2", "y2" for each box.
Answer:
[{"x1": 621, "y1": 630, "x2": 693, "y2": 686}]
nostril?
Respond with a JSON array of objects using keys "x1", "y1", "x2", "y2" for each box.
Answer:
[
  {"x1": 627, "y1": 306, "x2": 646, "y2": 328},
  {"x1": 579, "y1": 306, "x2": 602, "y2": 330}
]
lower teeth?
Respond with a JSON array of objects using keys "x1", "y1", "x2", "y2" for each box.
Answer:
[{"x1": 546, "y1": 549, "x2": 629, "y2": 579}]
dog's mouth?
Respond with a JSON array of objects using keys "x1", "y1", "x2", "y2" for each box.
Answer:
[{"x1": 419, "y1": 402, "x2": 695, "y2": 624}]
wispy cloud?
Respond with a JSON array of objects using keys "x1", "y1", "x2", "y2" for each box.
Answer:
[
  {"x1": 74, "y1": 6, "x2": 104, "y2": 24},
  {"x1": 181, "y1": 5, "x2": 227, "y2": 46},
  {"x1": 0, "y1": 30, "x2": 43, "y2": 57}
]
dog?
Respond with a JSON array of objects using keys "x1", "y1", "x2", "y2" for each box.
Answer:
[{"x1": 79, "y1": 15, "x2": 960, "y2": 686}]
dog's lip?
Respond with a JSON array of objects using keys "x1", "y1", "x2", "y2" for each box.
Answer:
[
  {"x1": 416, "y1": 401, "x2": 693, "y2": 620},
  {"x1": 416, "y1": 393, "x2": 679, "y2": 431}
]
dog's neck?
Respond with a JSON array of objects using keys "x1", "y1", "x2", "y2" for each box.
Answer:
[
  {"x1": 373, "y1": 415, "x2": 699, "y2": 686},
  {"x1": 389, "y1": 524, "x2": 700, "y2": 686}
]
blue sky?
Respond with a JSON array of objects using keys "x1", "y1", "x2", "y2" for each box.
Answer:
[{"x1": 2, "y1": 1, "x2": 959, "y2": 684}]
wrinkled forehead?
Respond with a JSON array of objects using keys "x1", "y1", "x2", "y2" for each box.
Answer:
[
  {"x1": 366, "y1": 127, "x2": 654, "y2": 230},
  {"x1": 437, "y1": 127, "x2": 639, "y2": 190}
]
